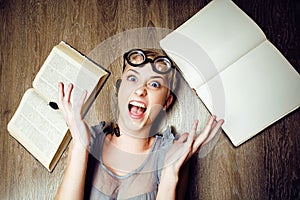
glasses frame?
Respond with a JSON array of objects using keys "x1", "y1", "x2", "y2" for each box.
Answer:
[{"x1": 122, "y1": 49, "x2": 175, "y2": 74}]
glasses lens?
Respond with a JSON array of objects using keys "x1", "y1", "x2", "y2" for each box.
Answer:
[
  {"x1": 154, "y1": 57, "x2": 172, "y2": 73},
  {"x1": 128, "y1": 50, "x2": 145, "y2": 65}
]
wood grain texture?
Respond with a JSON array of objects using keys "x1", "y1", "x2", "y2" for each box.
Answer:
[{"x1": 0, "y1": 0, "x2": 299, "y2": 199}]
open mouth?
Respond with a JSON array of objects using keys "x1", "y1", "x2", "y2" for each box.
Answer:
[{"x1": 128, "y1": 101, "x2": 147, "y2": 118}]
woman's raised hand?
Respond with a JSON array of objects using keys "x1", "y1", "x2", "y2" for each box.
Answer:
[
  {"x1": 157, "y1": 116, "x2": 224, "y2": 199},
  {"x1": 58, "y1": 82, "x2": 90, "y2": 150},
  {"x1": 164, "y1": 115, "x2": 224, "y2": 174}
]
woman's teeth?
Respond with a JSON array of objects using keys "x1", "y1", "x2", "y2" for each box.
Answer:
[
  {"x1": 130, "y1": 101, "x2": 146, "y2": 108},
  {"x1": 129, "y1": 101, "x2": 147, "y2": 115}
]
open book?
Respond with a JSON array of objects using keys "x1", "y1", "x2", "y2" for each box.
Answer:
[
  {"x1": 7, "y1": 41, "x2": 110, "y2": 171},
  {"x1": 160, "y1": 0, "x2": 300, "y2": 146}
]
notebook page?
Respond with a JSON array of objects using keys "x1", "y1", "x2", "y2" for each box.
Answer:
[
  {"x1": 160, "y1": 0, "x2": 266, "y2": 88},
  {"x1": 196, "y1": 41, "x2": 300, "y2": 146}
]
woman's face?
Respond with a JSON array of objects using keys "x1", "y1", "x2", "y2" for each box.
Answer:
[{"x1": 117, "y1": 62, "x2": 173, "y2": 133}]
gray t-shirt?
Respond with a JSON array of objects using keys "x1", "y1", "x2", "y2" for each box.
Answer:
[{"x1": 84, "y1": 122, "x2": 175, "y2": 200}]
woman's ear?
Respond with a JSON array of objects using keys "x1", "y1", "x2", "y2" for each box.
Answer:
[{"x1": 164, "y1": 94, "x2": 174, "y2": 110}]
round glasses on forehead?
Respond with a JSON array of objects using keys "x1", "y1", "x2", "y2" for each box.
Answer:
[{"x1": 123, "y1": 49, "x2": 175, "y2": 74}]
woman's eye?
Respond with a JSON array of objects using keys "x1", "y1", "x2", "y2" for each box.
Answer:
[
  {"x1": 149, "y1": 81, "x2": 161, "y2": 88},
  {"x1": 127, "y1": 75, "x2": 137, "y2": 82}
]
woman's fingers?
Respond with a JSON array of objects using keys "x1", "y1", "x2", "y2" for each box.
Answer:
[
  {"x1": 192, "y1": 116, "x2": 224, "y2": 153},
  {"x1": 203, "y1": 119, "x2": 224, "y2": 145},
  {"x1": 188, "y1": 120, "x2": 198, "y2": 142},
  {"x1": 175, "y1": 132, "x2": 189, "y2": 143},
  {"x1": 58, "y1": 82, "x2": 74, "y2": 103},
  {"x1": 197, "y1": 116, "x2": 215, "y2": 140},
  {"x1": 65, "y1": 83, "x2": 73, "y2": 103},
  {"x1": 58, "y1": 82, "x2": 65, "y2": 102},
  {"x1": 58, "y1": 82, "x2": 88, "y2": 117},
  {"x1": 201, "y1": 116, "x2": 217, "y2": 141}
]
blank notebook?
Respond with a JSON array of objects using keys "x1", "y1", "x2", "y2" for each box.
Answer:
[{"x1": 160, "y1": 0, "x2": 300, "y2": 146}]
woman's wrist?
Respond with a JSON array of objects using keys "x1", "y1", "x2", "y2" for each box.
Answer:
[
  {"x1": 157, "y1": 167, "x2": 179, "y2": 200},
  {"x1": 68, "y1": 120, "x2": 91, "y2": 150},
  {"x1": 161, "y1": 166, "x2": 179, "y2": 184},
  {"x1": 159, "y1": 166, "x2": 179, "y2": 190},
  {"x1": 68, "y1": 140, "x2": 89, "y2": 161},
  {"x1": 71, "y1": 139, "x2": 89, "y2": 151}
]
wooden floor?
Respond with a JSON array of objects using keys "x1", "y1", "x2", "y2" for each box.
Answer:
[{"x1": 1, "y1": 0, "x2": 299, "y2": 199}]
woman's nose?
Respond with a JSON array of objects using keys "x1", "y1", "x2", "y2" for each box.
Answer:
[{"x1": 135, "y1": 85, "x2": 147, "y2": 96}]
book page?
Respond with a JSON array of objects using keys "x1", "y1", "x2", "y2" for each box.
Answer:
[
  {"x1": 7, "y1": 88, "x2": 69, "y2": 170},
  {"x1": 160, "y1": 0, "x2": 266, "y2": 88},
  {"x1": 33, "y1": 42, "x2": 108, "y2": 110},
  {"x1": 196, "y1": 41, "x2": 300, "y2": 146}
]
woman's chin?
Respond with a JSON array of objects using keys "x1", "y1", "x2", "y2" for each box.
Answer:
[{"x1": 118, "y1": 115, "x2": 153, "y2": 137}]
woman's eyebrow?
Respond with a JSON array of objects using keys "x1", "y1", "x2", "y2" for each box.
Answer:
[
  {"x1": 150, "y1": 75, "x2": 165, "y2": 80},
  {"x1": 127, "y1": 69, "x2": 167, "y2": 82},
  {"x1": 127, "y1": 69, "x2": 140, "y2": 74},
  {"x1": 150, "y1": 76, "x2": 169, "y2": 85}
]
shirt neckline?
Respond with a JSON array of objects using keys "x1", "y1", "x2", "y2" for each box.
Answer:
[{"x1": 98, "y1": 133, "x2": 158, "y2": 179}]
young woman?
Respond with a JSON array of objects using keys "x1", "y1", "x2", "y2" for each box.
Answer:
[{"x1": 55, "y1": 49, "x2": 224, "y2": 200}]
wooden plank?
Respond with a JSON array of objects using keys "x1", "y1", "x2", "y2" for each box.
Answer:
[{"x1": 0, "y1": 0, "x2": 299, "y2": 199}]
